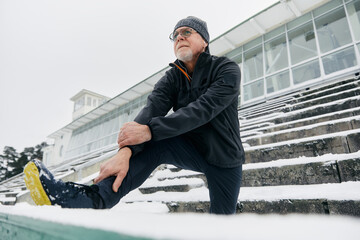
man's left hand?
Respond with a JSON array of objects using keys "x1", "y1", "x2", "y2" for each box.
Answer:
[{"x1": 117, "y1": 121, "x2": 152, "y2": 148}]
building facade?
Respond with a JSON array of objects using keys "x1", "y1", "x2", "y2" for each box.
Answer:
[{"x1": 43, "y1": 0, "x2": 360, "y2": 166}]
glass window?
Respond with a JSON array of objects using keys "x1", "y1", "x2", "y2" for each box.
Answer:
[
  {"x1": 292, "y1": 59, "x2": 321, "y2": 85},
  {"x1": 226, "y1": 47, "x2": 242, "y2": 64},
  {"x1": 74, "y1": 96, "x2": 84, "y2": 111},
  {"x1": 266, "y1": 71, "x2": 290, "y2": 94},
  {"x1": 322, "y1": 46, "x2": 357, "y2": 75},
  {"x1": 243, "y1": 37, "x2": 262, "y2": 51},
  {"x1": 287, "y1": 13, "x2": 312, "y2": 30},
  {"x1": 264, "y1": 34, "x2": 288, "y2": 74},
  {"x1": 264, "y1": 26, "x2": 285, "y2": 41},
  {"x1": 315, "y1": 7, "x2": 352, "y2": 53},
  {"x1": 358, "y1": 42, "x2": 360, "y2": 53},
  {"x1": 347, "y1": 0, "x2": 360, "y2": 41},
  {"x1": 243, "y1": 79, "x2": 264, "y2": 101},
  {"x1": 313, "y1": 0, "x2": 343, "y2": 17},
  {"x1": 288, "y1": 22, "x2": 318, "y2": 65},
  {"x1": 87, "y1": 97, "x2": 92, "y2": 106},
  {"x1": 243, "y1": 45, "x2": 263, "y2": 83},
  {"x1": 93, "y1": 99, "x2": 97, "y2": 107}
]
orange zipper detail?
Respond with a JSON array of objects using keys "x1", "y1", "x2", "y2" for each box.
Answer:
[{"x1": 173, "y1": 63, "x2": 191, "y2": 82}]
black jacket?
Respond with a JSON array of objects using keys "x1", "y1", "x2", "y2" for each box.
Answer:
[{"x1": 130, "y1": 52, "x2": 245, "y2": 168}]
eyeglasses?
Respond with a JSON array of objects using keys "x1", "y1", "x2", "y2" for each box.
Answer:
[{"x1": 169, "y1": 28, "x2": 196, "y2": 42}]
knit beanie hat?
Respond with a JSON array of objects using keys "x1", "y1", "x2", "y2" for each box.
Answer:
[{"x1": 173, "y1": 16, "x2": 210, "y2": 43}]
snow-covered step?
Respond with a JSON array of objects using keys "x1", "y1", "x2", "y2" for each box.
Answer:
[
  {"x1": 135, "y1": 153, "x2": 359, "y2": 189},
  {"x1": 243, "y1": 116, "x2": 360, "y2": 146},
  {"x1": 243, "y1": 155, "x2": 359, "y2": 187},
  {"x1": 244, "y1": 129, "x2": 360, "y2": 163},
  {"x1": 138, "y1": 176, "x2": 205, "y2": 194},
  {"x1": 287, "y1": 86, "x2": 360, "y2": 113},
  {"x1": 2, "y1": 204, "x2": 360, "y2": 240},
  {"x1": 239, "y1": 81, "x2": 360, "y2": 123},
  {"x1": 295, "y1": 79, "x2": 360, "y2": 105},
  {"x1": 242, "y1": 106, "x2": 360, "y2": 136},
  {"x1": 121, "y1": 181, "x2": 360, "y2": 216},
  {"x1": 239, "y1": 95, "x2": 360, "y2": 135}
]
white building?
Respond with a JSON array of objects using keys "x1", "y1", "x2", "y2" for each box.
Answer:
[
  {"x1": 43, "y1": 0, "x2": 360, "y2": 166},
  {"x1": 71, "y1": 89, "x2": 110, "y2": 121},
  {"x1": 43, "y1": 89, "x2": 110, "y2": 166}
]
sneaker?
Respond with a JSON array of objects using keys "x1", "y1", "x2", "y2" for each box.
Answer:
[{"x1": 24, "y1": 160, "x2": 105, "y2": 209}]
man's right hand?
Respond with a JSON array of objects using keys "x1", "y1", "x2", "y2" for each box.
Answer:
[{"x1": 93, "y1": 147, "x2": 132, "y2": 192}]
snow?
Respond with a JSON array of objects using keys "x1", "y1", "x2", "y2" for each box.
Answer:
[
  {"x1": 120, "y1": 182, "x2": 360, "y2": 204},
  {"x1": 0, "y1": 204, "x2": 359, "y2": 240},
  {"x1": 242, "y1": 115, "x2": 360, "y2": 142},
  {"x1": 240, "y1": 95, "x2": 360, "y2": 128},
  {"x1": 152, "y1": 168, "x2": 202, "y2": 180},
  {"x1": 244, "y1": 128, "x2": 360, "y2": 150},
  {"x1": 240, "y1": 182, "x2": 360, "y2": 201},
  {"x1": 242, "y1": 106, "x2": 360, "y2": 134},
  {"x1": 140, "y1": 176, "x2": 204, "y2": 188},
  {"x1": 243, "y1": 151, "x2": 360, "y2": 170}
]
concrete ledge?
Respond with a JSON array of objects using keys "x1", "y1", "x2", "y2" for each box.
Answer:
[
  {"x1": 245, "y1": 118, "x2": 359, "y2": 146},
  {"x1": 237, "y1": 199, "x2": 326, "y2": 214},
  {"x1": 166, "y1": 199, "x2": 360, "y2": 216},
  {"x1": 285, "y1": 88, "x2": 360, "y2": 113},
  {"x1": 327, "y1": 200, "x2": 360, "y2": 216},
  {"x1": 242, "y1": 161, "x2": 340, "y2": 187},
  {"x1": 245, "y1": 132, "x2": 360, "y2": 163},
  {"x1": 0, "y1": 212, "x2": 149, "y2": 240},
  {"x1": 280, "y1": 97, "x2": 360, "y2": 124},
  {"x1": 295, "y1": 80, "x2": 359, "y2": 101}
]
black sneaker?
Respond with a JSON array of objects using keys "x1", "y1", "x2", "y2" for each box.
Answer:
[{"x1": 24, "y1": 160, "x2": 105, "y2": 209}]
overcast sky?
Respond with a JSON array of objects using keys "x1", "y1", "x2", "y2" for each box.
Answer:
[{"x1": 0, "y1": 0, "x2": 278, "y2": 153}]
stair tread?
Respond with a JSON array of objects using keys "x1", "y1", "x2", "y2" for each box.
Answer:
[
  {"x1": 243, "y1": 151, "x2": 360, "y2": 170},
  {"x1": 245, "y1": 128, "x2": 360, "y2": 151},
  {"x1": 123, "y1": 181, "x2": 360, "y2": 204}
]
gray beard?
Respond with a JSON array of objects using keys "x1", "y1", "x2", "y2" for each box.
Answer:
[{"x1": 176, "y1": 49, "x2": 193, "y2": 63}]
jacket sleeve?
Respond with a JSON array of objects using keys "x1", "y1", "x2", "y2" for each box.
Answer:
[
  {"x1": 127, "y1": 74, "x2": 175, "y2": 156},
  {"x1": 148, "y1": 60, "x2": 240, "y2": 141}
]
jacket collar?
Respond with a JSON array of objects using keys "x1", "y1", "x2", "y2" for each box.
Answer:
[{"x1": 169, "y1": 51, "x2": 212, "y2": 79}]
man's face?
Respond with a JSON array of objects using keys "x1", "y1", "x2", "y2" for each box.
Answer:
[{"x1": 173, "y1": 27, "x2": 207, "y2": 63}]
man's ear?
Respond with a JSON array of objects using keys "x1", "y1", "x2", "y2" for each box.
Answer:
[{"x1": 204, "y1": 41, "x2": 208, "y2": 49}]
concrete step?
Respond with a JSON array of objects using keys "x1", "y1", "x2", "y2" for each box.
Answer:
[
  {"x1": 0, "y1": 197, "x2": 16, "y2": 205},
  {"x1": 242, "y1": 155, "x2": 360, "y2": 187},
  {"x1": 240, "y1": 82, "x2": 360, "y2": 121},
  {"x1": 237, "y1": 199, "x2": 360, "y2": 216},
  {"x1": 135, "y1": 154, "x2": 359, "y2": 191},
  {"x1": 138, "y1": 177, "x2": 205, "y2": 194},
  {"x1": 285, "y1": 87, "x2": 360, "y2": 113},
  {"x1": 240, "y1": 96, "x2": 360, "y2": 135},
  {"x1": 293, "y1": 79, "x2": 360, "y2": 104},
  {"x1": 243, "y1": 107, "x2": 360, "y2": 137},
  {"x1": 244, "y1": 116, "x2": 360, "y2": 146},
  {"x1": 244, "y1": 130, "x2": 360, "y2": 163},
  {"x1": 239, "y1": 101, "x2": 289, "y2": 120},
  {"x1": 166, "y1": 199, "x2": 360, "y2": 216},
  {"x1": 122, "y1": 181, "x2": 360, "y2": 216},
  {"x1": 279, "y1": 96, "x2": 360, "y2": 124},
  {"x1": 297, "y1": 78, "x2": 359, "y2": 98}
]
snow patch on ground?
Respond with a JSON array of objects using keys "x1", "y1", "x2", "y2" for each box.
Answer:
[
  {"x1": 1, "y1": 204, "x2": 359, "y2": 240},
  {"x1": 243, "y1": 151, "x2": 360, "y2": 170},
  {"x1": 121, "y1": 181, "x2": 360, "y2": 203}
]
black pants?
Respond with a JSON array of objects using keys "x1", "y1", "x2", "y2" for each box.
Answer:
[{"x1": 96, "y1": 136, "x2": 242, "y2": 214}]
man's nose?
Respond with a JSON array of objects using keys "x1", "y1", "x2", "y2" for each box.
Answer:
[{"x1": 176, "y1": 34, "x2": 185, "y2": 42}]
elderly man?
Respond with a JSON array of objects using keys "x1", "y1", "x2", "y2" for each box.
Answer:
[{"x1": 24, "y1": 16, "x2": 245, "y2": 214}]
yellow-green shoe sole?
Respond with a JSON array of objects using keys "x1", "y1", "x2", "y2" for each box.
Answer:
[{"x1": 24, "y1": 162, "x2": 52, "y2": 206}]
